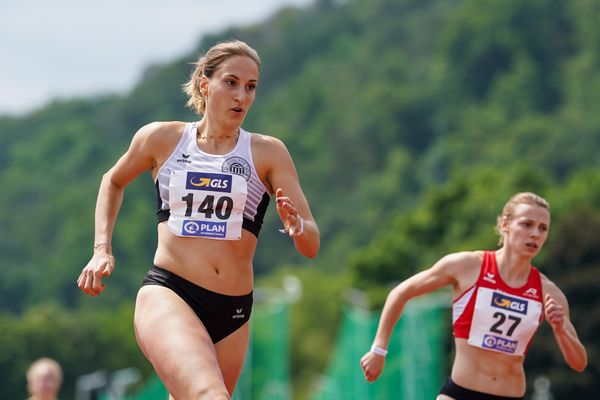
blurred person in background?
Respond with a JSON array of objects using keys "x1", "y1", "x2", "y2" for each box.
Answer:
[
  {"x1": 26, "y1": 357, "x2": 62, "y2": 400},
  {"x1": 361, "y1": 192, "x2": 586, "y2": 400},
  {"x1": 77, "y1": 39, "x2": 319, "y2": 399}
]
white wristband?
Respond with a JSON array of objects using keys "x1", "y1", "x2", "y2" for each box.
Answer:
[{"x1": 370, "y1": 345, "x2": 388, "y2": 357}]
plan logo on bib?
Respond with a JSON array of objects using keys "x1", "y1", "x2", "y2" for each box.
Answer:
[
  {"x1": 482, "y1": 334, "x2": 517, "y2": 354},
  {"x1": 182, "y1": 220, "x2": 227, "y2": 239}
]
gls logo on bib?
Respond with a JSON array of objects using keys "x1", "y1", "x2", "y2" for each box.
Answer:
[
  {"x1": 491, "y1": 293, "x2": 528, "y2": 314},
  {"x1": 186, "y1": 172, "x2": 232, "y2": 192}
]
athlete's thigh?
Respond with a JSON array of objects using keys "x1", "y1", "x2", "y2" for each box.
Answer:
[
  {"x1": 134, "y1": 285, "x2": 228, "y2": 398},
  {"x1": 437, "y1": 395, "x2": 454, "y2": 400},
  {"x1": 215, "y1": 321, "x2": 250, "y2": 395}
]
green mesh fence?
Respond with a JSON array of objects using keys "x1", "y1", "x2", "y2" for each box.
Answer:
[
  {"x1": 235, "y1": 297, "x2": 290, "y2": 400},
  {"x1": 120, "y1": 296, "x2": 290, "y2": 400},
  {"x1": 312, "y1": 293, "x2": 448, "y2": 400}
]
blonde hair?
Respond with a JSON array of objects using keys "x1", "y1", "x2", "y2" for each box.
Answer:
[
  {"x1": 182, "y1": 40, "x2": 261, "y2": 115},
  {"x1": 495, "y1": 192, "x2": 550, "y2": 246}
]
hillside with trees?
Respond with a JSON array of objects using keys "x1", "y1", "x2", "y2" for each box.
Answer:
[{"x1": 0, "y1": 0, "x2": 598, "y2": 398}]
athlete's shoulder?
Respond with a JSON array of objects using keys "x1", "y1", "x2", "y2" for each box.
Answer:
[
  {"x1": 136, "y1": 121, "x2": 187, "y2": 140},
  {"x1": 131, "y1": 121, "x2": 187, "y2": 151},
  {"x1": 433, "y1": 251, "x2": 484, "y2": 288},
  {"x1": 249, "y1": 131, "x2": 290, "y2": 161},
  {"x1": 438, "y1": 250, "x2": 484, "y2": 269},
  {"x1": 249, "y1": 131, "x2": 285, "y2": 148}
]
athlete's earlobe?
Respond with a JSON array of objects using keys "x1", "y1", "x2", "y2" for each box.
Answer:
[
  {"x1": 501, "y1": 215, "x2": 510, "y2": 233},
  {"x1": 200, "y1": 76, "x2": 209, "y2": 97}
]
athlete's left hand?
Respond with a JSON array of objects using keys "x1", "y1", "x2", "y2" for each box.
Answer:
[
  {"x1": 275, "y1": 188, "x2": 303, "y2": 237},
  {"x1": 360, "y1": 350, "x2": 385, "y2": 382},
  {"x1": 544, "y1": 293, "x2": 565, "y2": 332}
]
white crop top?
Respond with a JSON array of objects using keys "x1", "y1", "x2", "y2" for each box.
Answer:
[{"x1": 155, "y1": 122, "x2": 270, "y2": 239}]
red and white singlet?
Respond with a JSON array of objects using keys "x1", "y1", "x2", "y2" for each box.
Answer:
[{"x1": 452, "y1": 251, "x2": 544, "y2": 356}]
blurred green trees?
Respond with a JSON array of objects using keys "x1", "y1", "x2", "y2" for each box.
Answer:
[{"x1": 1, "y1": 0, "x2": 599, "y2": 398}]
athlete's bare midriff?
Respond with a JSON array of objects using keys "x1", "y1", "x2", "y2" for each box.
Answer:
[
  {"x1": 153, "y1": 222, "x2": 257, "y2": 295},
  {"x1": 451, "y1": 339, "x2": 526, "y2": 397}
]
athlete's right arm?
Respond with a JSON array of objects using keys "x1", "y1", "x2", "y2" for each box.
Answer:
[
  {"x1": 77, "y1": 122, "x2": 180, "y2": 296},
  {"x1": 361, "y1": 251, "x2": 477, "y2": 382}
]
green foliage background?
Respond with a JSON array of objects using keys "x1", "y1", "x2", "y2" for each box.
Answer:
[{"x1": 1, "y1": 0, "x2": 598, "y2": 398}]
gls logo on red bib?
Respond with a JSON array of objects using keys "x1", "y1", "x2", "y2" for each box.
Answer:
[{"x1": 491, "y1": 293, "x2": 528, "y2": 314}]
